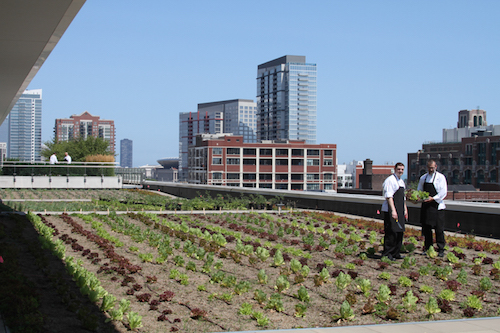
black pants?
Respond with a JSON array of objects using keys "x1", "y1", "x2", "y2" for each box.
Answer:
[
  {"x1": 382, "y1": 212, "x2": 403, "y2": 258},
  {"x1": 422, "y1": 210, "x2": 446, "y2": 252}
]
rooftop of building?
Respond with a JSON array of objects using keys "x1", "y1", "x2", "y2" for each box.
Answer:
[{"x1": 257, "y1": 55, "x2": 307, "y2": 69}]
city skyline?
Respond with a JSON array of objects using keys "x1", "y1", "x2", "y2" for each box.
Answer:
[{"x1": 23, "y1": 1, "x2": 500, "y2": 167}]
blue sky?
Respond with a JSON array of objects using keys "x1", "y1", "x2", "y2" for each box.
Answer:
[{"x1": 28, "y1": 0, "x2": 500, "y2": 167}]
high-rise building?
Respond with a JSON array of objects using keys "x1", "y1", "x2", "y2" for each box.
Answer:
[
  {"x1": 2, "y1": 89, "x2": 43, "y2": 162},
  {"x1": 120, "y1": 139, "x2": 133, "y2": 168},
  {"x1": 178, "y1": 99, "x2": 257, "y2": 180},
  {"x1": 257, "y1": 55, "x2": 317, "y2": 143},
  {"x1": 54, "y1": 111, "x2": 116, "y2": 152}
]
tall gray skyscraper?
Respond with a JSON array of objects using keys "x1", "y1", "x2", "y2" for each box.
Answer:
[
  {"x1": 2, "y1": 89, "x2": 43, "y2": 162},
  {"x1": 120, "y1": 138, "x2": 133, "y2": 168},
  {"x1": 257, "y1": 55, "x2": 317, "y2": 143}
]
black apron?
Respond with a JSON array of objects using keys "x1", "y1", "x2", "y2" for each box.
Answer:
[
  {"x1": 390, "y1": 176, "x2": 406, "y2": 232},
  {"x1": 420, "y1": 173, "x2": 439, "y2": 227}
]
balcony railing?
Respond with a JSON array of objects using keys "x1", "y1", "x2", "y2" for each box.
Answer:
[{"x1": 0, "y1": 161, "x2": 117, "y2": 177}]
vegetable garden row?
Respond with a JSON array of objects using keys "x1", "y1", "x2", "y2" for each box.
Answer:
[{"x1": 2, "y1": 206, "x2": 500, "y2": 332}]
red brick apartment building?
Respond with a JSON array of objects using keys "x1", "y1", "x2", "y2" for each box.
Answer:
[
  {"x1": 54, "y1": 111, "x2": 116, "y2": 152},
  {"x1": 188, "y1": 134, "x2": 337, "y2": 191}
]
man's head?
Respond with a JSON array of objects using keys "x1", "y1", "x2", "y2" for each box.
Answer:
[
  {"x1": 427, "y1": 159, "x2": 437, "y2": 174},
  {"x1": 65, "y1": 152, "x2": 68, "y2": 156},
  {"x1": 394, "y1": 162, "x2": 405, "y2": 177}
]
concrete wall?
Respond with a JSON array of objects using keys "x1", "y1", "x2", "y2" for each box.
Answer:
[
  {"x1": 144, "y1": 181, "x2": 500, "y2": 239},
  {"x1": 0, "y1": 176, "x2": 122, "y2": 189}
]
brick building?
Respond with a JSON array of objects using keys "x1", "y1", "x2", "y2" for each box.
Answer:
[
  {"x1": 408, "y1": 136, "x2": 500, "y2": 187},
  {"x1": 356, "y1": 159, "x2": 394, "y2": 190},
  {"x1": 188, "y1": 134, "x2": 336, "y2": 191},
  {"x1": 408, "y1": 110, "x2": 500, "y2": 188},
  {"x1": 54, "y1": 111, "x2": 115, "y2": 152}
]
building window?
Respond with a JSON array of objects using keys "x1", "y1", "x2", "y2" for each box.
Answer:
[
  {"x1": 324, "y1": 184, "x2": 333, "y2": 190},
  {"x1": 276, "y1": 174, "x2": 288, "y2": 180},
  {"x1": 466, "y1": 144, "x2": 472, "y2": 155},
  {"x1": 212, "y1": 148, "x2": 222, "y2": 155},
  {"x1": 276, "y1": 149, "x2": 288, "y2": 156},
  {"x1": 324, "y1": 150, "x2": 333, "y2": 156},
  {"x1": 259, "y1": 159, "x2": 272, "y2": 165},
  {"x1": 226, "y1": 158, "x2": 240, "y2": 165},
  {"x1": 243, "y1": 148, "x2": 256, "y2": 155},
  {"x1": 227, "y1": 183, "x2": 240, "y2": 187},
  {"x1": 243, "y1": 173, "x2": 256, "y2": 180},
  {"x1": 307, "y1": 159, "x2": 320, "y2": 166},
  {"x1": 291, "y1": 184, "x2": 303, "y2": 190},
  {"x1": 260, "y1": 148, "x2": 272, "y2": 156},
  {"x1": 213, "y1": 172, "x2": 222, "y2": 180},
  {"x1": 307, "y1": 149, "x2": 320, "y2": 156},
  {"x1": 291, "y1": 174, "x2": 303, "y2": 180},
  {"x1": 243, "y1": 183, "x2": 256, "y2": 188},
  {"x1": 227, "y1": 148, "x2": 240, "y2": 155},
  {"x1": 243, "y1": 158, "x2": 256, "y2": 165},
  {"x1": 259, "y1": 174, "x2": 272, "y2": 180},
  {"x1": 307, "y1": 174, "x2": 320, "y2": 180},
  {"x1": 291, "y1": 159, "x2": 304, "y2": 166},
  {"x1": 227, "y1": 173, "x2": 240, "y2": 180},
  {"x1": 307, "y1": 184, "x2": 320, "y2": 190},
  {"x1": 323, "y1": 159, "x2": 333, "y2": 166},
  {"x1": 276, "y1": 184, "x2": 288, "y2": 190},
  {"x1": 259, "y1": 183, "x2": 272, "y2": 189},
  {"x1": 276, "y1": 159, "x2": 288, "y2": 166},
  {"x1": 292, "y1": 149, "x2": 304, "y2": 156},
  {"x1": 212, "y1": 157, "x2": 222, "y2": 165}
]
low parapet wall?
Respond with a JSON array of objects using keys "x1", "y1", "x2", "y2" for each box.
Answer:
[
  {"x1": 0, "y1": 176, "x2": 122, "y2": 189},
  {"x1": 143, "y1": 181, "x2": 500, "y2": 239}
]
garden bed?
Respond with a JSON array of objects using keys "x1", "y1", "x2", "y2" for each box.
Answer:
[{"x1": 1, "y1": 209, "x2": 499, "y2": 332}]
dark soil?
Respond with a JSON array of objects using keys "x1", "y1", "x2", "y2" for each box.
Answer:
[{"x1": 1, "y1": 210, "x2": 499, "y2": 332}]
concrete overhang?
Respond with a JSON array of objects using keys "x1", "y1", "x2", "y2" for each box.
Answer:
[{"x1": 0, "y1": 0, "x2": 86, "y2": 125}]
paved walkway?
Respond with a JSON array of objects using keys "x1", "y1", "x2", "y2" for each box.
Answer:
[{"x1": 225, "y1": 317, "x2": 500, "y2": 333}]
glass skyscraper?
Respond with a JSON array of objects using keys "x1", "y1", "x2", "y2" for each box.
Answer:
[
  {"x1": 257, "y1": 55, "x2": 317, "y2": 143},
  {"x1": 5, "y1": 89, "x2": 42, "y2": 162},
  {"x1": 120, "y1": 138, "x2": 133, "y2": 168}
]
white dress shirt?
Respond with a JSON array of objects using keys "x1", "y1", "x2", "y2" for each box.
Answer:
[
  {"x1": 417, "y1": 171, "x2": 447, "y2": 210},
  {"x1": 381, "y1": 173, "x2": 405, "y2": 212}
]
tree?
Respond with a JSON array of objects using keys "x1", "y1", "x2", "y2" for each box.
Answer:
[{"x1": 42, "y1": 137, "x2": 114, "y2": 162}]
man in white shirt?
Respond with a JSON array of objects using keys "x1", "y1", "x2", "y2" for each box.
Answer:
[
  {"x1": 381, "y1": 162, "x2": 408, "y2": 260},
  {"x1": 49, "y1": 153, "x2": 58, "y2": 164},
  {"x1": 64, "y1": 152, "x2": 72, "y2": 164},
  {"x1": 418, "y1": 159, "x2": 448, "y2": 257}
]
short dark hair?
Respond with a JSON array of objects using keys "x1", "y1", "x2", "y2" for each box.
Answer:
[{"x1": 395, "y1": 162, "x2": 404, "y2": 169}]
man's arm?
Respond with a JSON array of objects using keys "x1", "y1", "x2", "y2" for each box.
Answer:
[
  {"x1": 434, "y1": 173, "x2": 448, "y2": 202},
  {"x1": 387, "y1": 197, "x2": 398, "y2": 220},
  {"x1": 417, "y1": 175, "x2": 425, "y2": 191}
]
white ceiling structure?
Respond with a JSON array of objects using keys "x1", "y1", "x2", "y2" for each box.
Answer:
[{"x1": 0, "y1": 0, "x2": 86, "y2": 125}]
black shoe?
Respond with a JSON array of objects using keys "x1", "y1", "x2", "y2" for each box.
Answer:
[
  {"x1": 394, "y1": 255, "x2": 405, "y2": 260},
  {"x1": 438, "y1": 251, "x2": 444, "y2": 257}
]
